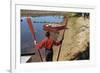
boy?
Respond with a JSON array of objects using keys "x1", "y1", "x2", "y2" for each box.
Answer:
[{"x1": 35, "y1": 31, "x2": 63, "y2": 61}]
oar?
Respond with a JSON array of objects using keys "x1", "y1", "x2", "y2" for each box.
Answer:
[
  {"x1": 57, "y1": 17, "x2": 68, "y2": 61},
  {"x1": 26, "y1": 17, "x2": 43, "y2": 62}
]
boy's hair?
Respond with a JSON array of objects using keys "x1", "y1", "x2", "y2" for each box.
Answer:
[{"x1": 45, "y1": 31, "x2": 50, "y2": 37}]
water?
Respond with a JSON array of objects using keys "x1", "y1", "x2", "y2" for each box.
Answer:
[{"x1": 21, "y1": 16, "x2": 63, "y2": 55}]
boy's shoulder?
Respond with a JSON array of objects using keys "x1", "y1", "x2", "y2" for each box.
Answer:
[{"x1": 44, "y1": 37, "x2": 53, "y2": 41}]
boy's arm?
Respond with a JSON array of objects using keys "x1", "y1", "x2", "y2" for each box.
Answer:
[{"x1": 36, "y1": 39, "x2": 45, "y2": 49}]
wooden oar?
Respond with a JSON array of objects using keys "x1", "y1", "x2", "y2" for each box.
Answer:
[
  {"x1": 26, "y1": 17, "x2": 43, "y2": 62},
  {"x1": 57, "y1": 17, "x2": 68, "y2": 61}
]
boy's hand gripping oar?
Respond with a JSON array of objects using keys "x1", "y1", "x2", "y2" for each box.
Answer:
[{"x1": 26, "y1": 17, "x2": 43, "y2": 62}]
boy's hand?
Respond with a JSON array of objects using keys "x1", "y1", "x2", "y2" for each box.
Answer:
[
  {"x1": 34, "y1": 40, "x2": 37, "y2": 45},
  {"x1": 60, "y1": 36, "x2": 64, "y2": 43},
  {"x1": 62, "y1": 36, "x2": 64, "y2": 41}
]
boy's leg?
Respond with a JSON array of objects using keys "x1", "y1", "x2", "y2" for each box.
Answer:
[{"x1": 45, "y1": 49, "x2": 53, "y2": 61}]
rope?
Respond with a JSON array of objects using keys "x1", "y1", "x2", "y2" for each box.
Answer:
[
  {"x1": 26, "y1": 17, "x2": 43, "y2": 62},
  {"x1": 57, "y1": 17, "x2": 68, "y2": 61}
]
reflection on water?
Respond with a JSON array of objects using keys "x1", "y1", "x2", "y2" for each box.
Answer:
[{"x1": 21, "y1": 16, "x2": 63, "y2": 56}]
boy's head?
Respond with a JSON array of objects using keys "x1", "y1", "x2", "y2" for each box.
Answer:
[{"x1": 45, "y1": 31, "x2": 50, "y2": 37}]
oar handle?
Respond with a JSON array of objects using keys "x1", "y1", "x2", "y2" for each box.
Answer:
[{"x1": 38, "y1": 49, "x2": 43, "y2": 61}]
